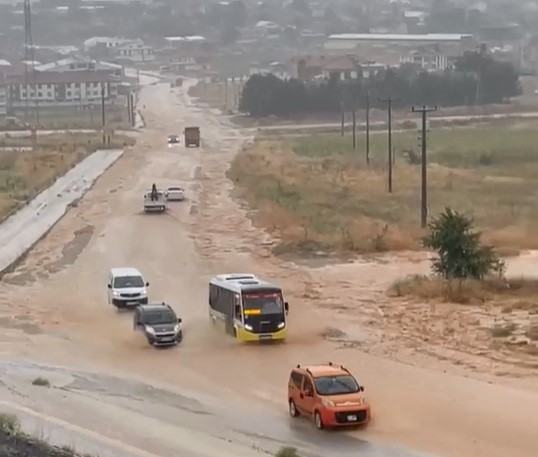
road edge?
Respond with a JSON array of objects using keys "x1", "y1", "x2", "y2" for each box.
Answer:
[{"x1": 0, "y1": 148, "x2": 128, "y2": 278}]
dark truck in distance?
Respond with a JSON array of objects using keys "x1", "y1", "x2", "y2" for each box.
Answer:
[
  {"x1": 133, "y1": 303, "x2": 183, "y2": 347},
  {"x1": 184, "y1": 126, "x2": 200, "y2": 147}
]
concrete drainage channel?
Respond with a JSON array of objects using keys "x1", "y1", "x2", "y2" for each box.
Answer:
[{"x1": 0, "y1": 148, "x2": 125, "y2": 276}]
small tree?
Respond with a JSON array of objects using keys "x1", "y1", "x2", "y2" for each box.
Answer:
[{"x1": 423, "y1": 207, "x2": 505, "y2": 279}]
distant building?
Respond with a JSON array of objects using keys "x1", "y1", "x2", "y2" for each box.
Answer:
[
  {"x1": 0, "y1": 60, "x2": 12, "y2": 116},
  {"x1": 325, "y1": 33, "x2": 477, "y2": 70},
  {"x1": 5, "y1": 70, "x2": 121, "y2": 110},
  {"x1": 291, "y1": 54, "x2": 361, "y2": 81},
  {"x1": 36, "y1": 58, "x2": 124, "y2": 77},
  {"x1": 400, "y1": 49, "x2": 451, "y2": 71},
  {"x1": 83, "y1": 36, "x2": 155, "y2": 62},
  {"x1": 0, "y1": 76, "x2": 7, "y2": 116},
  {"x1": 249, "y1": 62, "x2": 290, "y2": 79},
  {"x1": 254, "y1": 20, "x2": 280, "y2": 37}
]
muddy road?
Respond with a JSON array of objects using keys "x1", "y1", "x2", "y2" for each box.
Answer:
[{"x1": 0, "y1": 78, "x2": 536, "y2": 457}]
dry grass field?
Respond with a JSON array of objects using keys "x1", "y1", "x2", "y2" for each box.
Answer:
[
  {"x1": 0, "y1": 132, "x2": 135, "y2": 219},
  {"x1": 229, "y1": 125, "x2": 538, "y2": 257}
]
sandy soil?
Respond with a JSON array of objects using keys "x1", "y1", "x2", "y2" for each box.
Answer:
[{"x1": 0, "y1": 78, "x2": 537, "y2": 457}]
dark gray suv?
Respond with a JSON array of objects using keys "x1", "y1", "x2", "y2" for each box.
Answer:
[{"x1": 133, "y1": 303, "x2": 182, "y2": 347}]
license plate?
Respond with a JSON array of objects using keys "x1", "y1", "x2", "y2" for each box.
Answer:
[
  {"x1": 347, "y1": 415, "x2": 357, "y2": 421},
  {"x1": 160, "y1": 337, "x2": 174, "y2": 342},
  {"x1": 259, "y1": 335, "x2": 272, "y2": 340},
  {"x1": 127, "y1": 301, "x2": 138, "y2": 305}
]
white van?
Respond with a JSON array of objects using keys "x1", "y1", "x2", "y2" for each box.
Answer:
[{"x1": 107, "y1": 267, "x2": 149, "y2": 309}]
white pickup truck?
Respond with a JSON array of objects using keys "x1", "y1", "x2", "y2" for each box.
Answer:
[{"x1": 144, "y1": 190, "x2": 167, "y2": 213}]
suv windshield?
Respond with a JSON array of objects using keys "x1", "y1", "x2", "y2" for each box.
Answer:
[
  {"x1": 314, "y1": 375, "x2": 360, "y2": 396},
  {"x1": 144, "y1": 310, "x2": 177, "y2": 325},
  {"x1": 242, "y1": 291, "x2": 284, "y2": 315},
  {"x1": 113, "y1": 276, "x2": 145, "y2": 288}
]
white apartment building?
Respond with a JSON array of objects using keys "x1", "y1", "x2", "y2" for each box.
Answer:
[
  {"x1": 6, "y1": 70, "x2": 120, "y2": 109},
  {"x1": 400, "y1": 51, "x2": 450, "y2": 71},
  {"x1": 115, "y1": 43, "x2": 155, "y2": 62}
]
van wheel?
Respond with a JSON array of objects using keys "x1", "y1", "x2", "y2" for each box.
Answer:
[
  {"x1": 289, "y1": 399, "x2": 299, "y2": 417},
  {"x1": 314, "y1": 411, "x2": 324, "y2": 430}
]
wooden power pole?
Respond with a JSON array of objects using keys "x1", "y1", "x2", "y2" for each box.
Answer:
[
  {"x1": 366, "y1": 91, "x2": 370, "y2": 165},
  {"x1": 101, "y1": 84, "x2": 106, "y2": 145},
  {"x1": 379, "y1": 96, "x2": 399, "y2": 193},
  {"x1": 412, "y1": 105, "x2": 438, "y2": 228}
]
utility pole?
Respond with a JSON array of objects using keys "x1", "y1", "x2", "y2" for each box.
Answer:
[
  {"x1": 352, "y1": 107, "x2": 356, "y2": 149},
  {"x1": 412, "y1": 105, "x2": 438, "y2": 228},
  {"x1": 127, "y1": 92, "x2": 132, "y2": 126},
  {"x1": 101, "y1": 84, "x2": 106, "y2": 145},
  {"x1": 131, "y1": 93, "x2": 136, "y2": 127},
  {"x1": 24, "y1": 0, "x2": 39, "y2": 135},
  {"x1": 340, "y1": 97, "x2": 344, "y2": 137},
  {"x1": 224, "y1": 77, "x2": 228, "y2": 112},
  {"x1": 379, "y1": 96, "x2": 399, "y2": 193},
  {"x1": 366, "y1": 91, "x2": 370, "y2": 165}
]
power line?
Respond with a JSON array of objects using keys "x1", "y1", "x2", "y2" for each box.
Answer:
[
  {"x1": 379, "y1": 96, "x2": 399, "y2": 193},
  {"x1": 412, "y1": 105, "x2": 438, "y2": 228}
]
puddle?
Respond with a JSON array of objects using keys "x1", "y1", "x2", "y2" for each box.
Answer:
[
  {"x1": 0, "y1": 316, "x2": 42, "y2": 335},
  {"x1": 65, "y1": 373, "x2": 213, "y2": 416},
  {"x1": 45, "y1": 224, "x2": 95, "y2": 273}
]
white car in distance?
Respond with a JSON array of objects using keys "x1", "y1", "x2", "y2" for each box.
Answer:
[{"x1": 164, "y1": 186, "x2": 185, "y2": 202}]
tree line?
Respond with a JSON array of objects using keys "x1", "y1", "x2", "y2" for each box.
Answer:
[{"x1": 239, "y1": 51, "x2": 521, "y2": 117}]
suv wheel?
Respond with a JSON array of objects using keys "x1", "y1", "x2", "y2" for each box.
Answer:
[
  {"x1": 314, "y1": 411, "x2": 324, "y2": 430},
  {"x1": 289, "y1": 399, "x2": 299, "y2": 417}
]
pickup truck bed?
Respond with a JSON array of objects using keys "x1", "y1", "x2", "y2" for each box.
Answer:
[{"x1": 144, "y1": 192, "x2": 167, "y2": 212}]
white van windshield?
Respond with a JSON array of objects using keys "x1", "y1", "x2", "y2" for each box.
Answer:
[{"x1": 114, "y1": 276, "x2": 144, "y2": 288}]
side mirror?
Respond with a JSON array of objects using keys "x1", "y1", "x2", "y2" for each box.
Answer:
[
  {"x1": 177, "y1": 318, "x2": 182, "y2": 323},
  {"x1": 145, "y1": 282, "x2": 150, "y2": 287},
  {"x1": 360, "y1": 386, "x2": 365, "y2": 392},
  {"x1": 284, "y1": 302, "x2": 289, "y2": 312},
  {"x1": 107, "y1": 284, "x2": 112, "y2": 289},
  {"x1": 234, "y1": 304, "x2": 241, "y2": 315}
]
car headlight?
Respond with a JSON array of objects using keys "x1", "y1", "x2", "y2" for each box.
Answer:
[
  {"x1": 277, "y1": 322, "x2": 285, "y2": 329},
  {"x1": 145, "y1": 325, "x2": 155, "y2": 335},
  {"x1": 244, "y1": 324, "x2": 253, "y2": 331},
  {"x1": 321, "y1": 398, "x2": 335, "y2": 407},
  {"x1": 173, "y1": 324, "x2": 180, "y2": 333},
  {"x1": 112, "y1": 290, "x2": 120, "y2": 296}
]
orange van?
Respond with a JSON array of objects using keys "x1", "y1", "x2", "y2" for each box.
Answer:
[{"x1": 287, "y1": 363, "x2": 371, "y2": 429}]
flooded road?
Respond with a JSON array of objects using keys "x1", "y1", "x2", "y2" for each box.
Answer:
[{"x1": 0, "y1": 76, "x2": 536, "y2": 457}]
